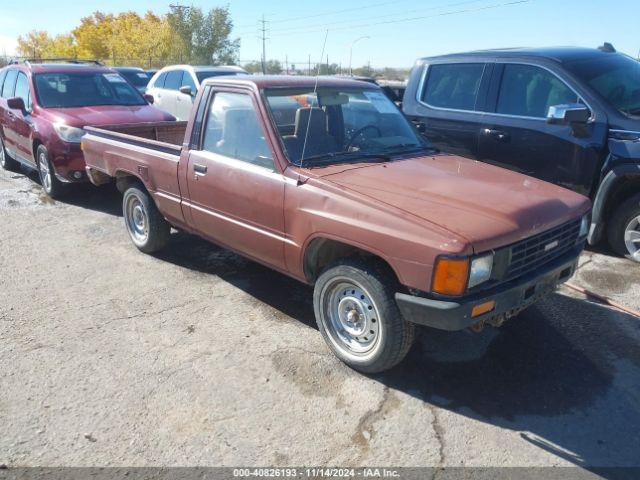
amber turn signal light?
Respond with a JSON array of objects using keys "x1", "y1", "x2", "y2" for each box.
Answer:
[
  {"x1": 471, "y1": 300, "x2": 496, "y2": 318},
  {"x1": 432, "y1": 258, "x2": 469, "y2": 296}
]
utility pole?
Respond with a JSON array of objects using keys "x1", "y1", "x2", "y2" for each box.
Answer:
[
  {"x1": 285, "y1": 55, "x2": 289, "y2": 75},
  {"x1": 259, "y1": 14, "x2": 268, "y2": 74},
  {"x1": 308, "y1": 54, "x2": 311, "y2": 75}
]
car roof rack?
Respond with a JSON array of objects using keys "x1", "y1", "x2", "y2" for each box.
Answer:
[{"x1": 7, "y1": 58, "x2": 105, "y2": 67}]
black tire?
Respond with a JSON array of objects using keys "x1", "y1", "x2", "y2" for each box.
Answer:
[
  {"x1": 607, "y1": 193, "x2": 640, "y2": 262},
  {"x1": 313, "y1": 258, "x2": 415, "y2": 373},
  {"x1": 122, "y1": 185, "x2": 170, "y2": 253},
  {"x1": 0, "y1": 136, "x2": 19, "y2": 171},
  {"x1": 36, "y1": 145, "x2": 65, "y2": 199}
]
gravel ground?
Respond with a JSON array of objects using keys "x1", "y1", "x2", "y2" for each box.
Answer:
[{"x1": 1, "y1": 165, "x2": 639, "y2": 471}]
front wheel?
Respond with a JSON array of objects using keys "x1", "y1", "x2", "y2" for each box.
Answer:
[
  {"x1": 122, "y1": 185, "x2": 170, "y2": 253},
  {"x1": 608, "y1": 194, "x2": 640, "y2": 262},
  {"x1": 313, "y1": 258, "x2": 415, "y2": 373},
  {"x1": 36, "y1": 145, "x2": 65, "y2": 199}
]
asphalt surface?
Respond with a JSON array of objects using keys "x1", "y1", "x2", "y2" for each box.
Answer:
[{"x1": 1, "y1": 165, "x2": 639, "y2": 471}]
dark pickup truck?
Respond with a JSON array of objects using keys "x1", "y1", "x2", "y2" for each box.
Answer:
[
  {"x1": 403, "y1": 45, "x2": 640, "y2": 262},
  {"x1": 81, "y1": 75, "x2": 590, "y2": 373}
]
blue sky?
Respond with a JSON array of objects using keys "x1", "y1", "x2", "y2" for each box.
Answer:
[{"x1": 1, "y1": 0, "x2": 638, "y2": 68}]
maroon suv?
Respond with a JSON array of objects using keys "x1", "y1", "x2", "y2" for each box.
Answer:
[{"x1": 0, "y1": 61, "x2": 174, "y2": 198}]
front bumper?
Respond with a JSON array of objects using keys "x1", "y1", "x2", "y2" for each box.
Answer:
[
  {"x1": 50, "y1": 142, "x2": 88, "y2": 183},
  {"x1": 396, "y1": 246, "x2": 581, "y2": 331}
]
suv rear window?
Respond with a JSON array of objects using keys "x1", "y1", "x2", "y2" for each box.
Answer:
[
  {"x1": 496, "y1": 64, "x2": 578, "y2": 118},
  {"x1": 421, "y1": 63, "x2": 485, "y2": 111}
]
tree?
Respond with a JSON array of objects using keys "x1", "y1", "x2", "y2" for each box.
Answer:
[
  {"x1": 243, "y1": 59, "x2": 282, "y2": 74},
  {"x1": 167, "y1": 5, "x2": 239, "y2": 65},
  {"x1": 73, "y1": 12, "x2": 114, "y2": 60},
  {"x1": 17, "y1": 31, "x2": 52, "y2": 58}
]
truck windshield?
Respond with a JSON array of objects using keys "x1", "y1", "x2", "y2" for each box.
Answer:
[
  {"x1": 34, "y1": 72, "x2": 147, "y2": 108},
  {"x1": 565, "y1": 54, "x2": 640, "y2": 118},
  {"x1": 264, "y1": 86, "x2": 431, "y2": 166}
]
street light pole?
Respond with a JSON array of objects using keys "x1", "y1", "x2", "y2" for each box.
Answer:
[{"x1": 348, "y1": 36, "x2": 369, "y2": 77}]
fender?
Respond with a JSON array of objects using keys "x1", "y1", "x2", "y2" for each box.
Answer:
[{"x1": 589, "y1": 163, "x2": 640, "y2": 245}]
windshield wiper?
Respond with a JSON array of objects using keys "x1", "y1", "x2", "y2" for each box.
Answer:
[
  {"x1": 300, "y1": 150, "x2": 391, "y2": 166},
  {"x1": 380, "y1": 144, "x2": 437, "y2": 155}
]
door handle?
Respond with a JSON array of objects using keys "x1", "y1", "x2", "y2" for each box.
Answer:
[
  {"x1": 482, "y1": 128, "x2": 510, "y2": 142},
  {"x1": 193, "y1": 164, "x2": 208, "y2": 175}
]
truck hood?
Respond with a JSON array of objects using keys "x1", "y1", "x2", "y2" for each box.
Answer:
[
  {"x1": 39, "y1": 105, "x2": 175, "y2": 127},
  {"x1": 315, "y1": 154, "x2": 591, "y2": 252}
]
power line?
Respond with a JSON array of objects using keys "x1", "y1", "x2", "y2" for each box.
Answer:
[
  {"x1": 263, "y1": 0, "x2": 486, "y2": 35},
  {"x1": 266, "y1": 0, "x2": 530, "y2": 38}
]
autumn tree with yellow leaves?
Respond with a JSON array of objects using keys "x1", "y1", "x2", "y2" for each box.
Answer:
[{"x1": 16, "y1": 6, "x2": 239, "y2": 68}]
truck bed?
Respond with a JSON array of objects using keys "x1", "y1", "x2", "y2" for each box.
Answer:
[
  {"x1": 84, "y1": 121, "x2": 188, "y2": 153},
  {"x1": 82, "y1": 121, "x2": 188, "y2": 227}
]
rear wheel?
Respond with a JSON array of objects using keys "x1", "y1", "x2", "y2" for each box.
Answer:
[
  {"x1": 0, "y1": 137, "x2": 19, "y2": 171},
  {"x1": 313, "y1": 258, "x2": 415, "y2": 373},
  {"x1": 608, "y1": 194, "x2": 640, "y2": 262},
  {"x1": 36, "y1": 145, "x2": 65, "y2": 199},
  {"x1": 122, "y1": 185, "x2": 170, "y2": 253}
]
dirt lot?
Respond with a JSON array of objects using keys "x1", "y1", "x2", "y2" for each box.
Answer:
[{"x1": 1, "y1": 165, "x2": 640, "y2": 470}]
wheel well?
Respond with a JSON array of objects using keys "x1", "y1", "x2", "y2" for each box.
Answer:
[
  {"x1": 114, "y1": 171, "x2": 144, "y2": 193},
  {"x1": 303, "y1": 238, "x2": 399, "y2": 284},
  {"x1": 603, "y1": 175, "x2": 640, "y2": 219}
]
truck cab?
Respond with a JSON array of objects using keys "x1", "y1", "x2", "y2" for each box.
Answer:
[{"x1": 403, "y1": 45, "x2": 640, "y2": 262}]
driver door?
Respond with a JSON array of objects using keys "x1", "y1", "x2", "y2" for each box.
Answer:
[{"x1": 185, "y1": 89, "x2": 287, "y2": 269}]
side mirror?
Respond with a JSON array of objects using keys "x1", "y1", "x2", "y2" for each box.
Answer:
[
  {"x1": 143, "y1": 94, "x2": 154, "y2": 104},
  {"x1": 547, "y1": 104, "x2": 591, "y2": 125},
  {"x1": 179, "y1": 85, "x2": 193, "y2": 96},
  {"x1": 7, "y1": 97, "x2": 25, "y2": 111}
]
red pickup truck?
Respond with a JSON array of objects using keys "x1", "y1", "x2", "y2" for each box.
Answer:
[{"x1": 81, "y1": 76, "x2": 591, "y2": 373}]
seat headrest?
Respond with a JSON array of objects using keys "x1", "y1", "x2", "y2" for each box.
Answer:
[{"x1": 294, "y1": 107, "x2": 328, "y2": 137}]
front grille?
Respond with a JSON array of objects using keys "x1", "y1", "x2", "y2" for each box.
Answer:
[{"x1": 504, "y1": 218, "x2": 581, "y2": 281}]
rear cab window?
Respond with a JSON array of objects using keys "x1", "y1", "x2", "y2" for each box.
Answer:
[{"x1": 421, "y1": 63, "x2": 486, "y2": 111}]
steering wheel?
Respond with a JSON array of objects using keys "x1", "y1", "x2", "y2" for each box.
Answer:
[{"x1": 346, "y1": 125, "x2": 382, "y2": 150}]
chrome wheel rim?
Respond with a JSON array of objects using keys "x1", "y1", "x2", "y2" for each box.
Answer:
[
  {"x1": 38, "y1": 152, "x2": 52, "y2": 192},
  {"x1": 624, "y1": 215, "x2": 640, "y2": 261},
  {"x1": 320, "y1": 278, "x2": 381, "y2": 356},
  {"x1": 125, "y1": 194, "x2": 148, "y2": 244}
]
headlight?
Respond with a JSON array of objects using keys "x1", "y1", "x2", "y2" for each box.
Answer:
[
  {"x1": 468, "y1": 253, "x2": 494, "y2": 289},
  {"x1": 53, "y1": 123, "x2": 86, "y2": 143},
  {"x1": 579, "y1": 214, "x2": 590, "y2": 238}
]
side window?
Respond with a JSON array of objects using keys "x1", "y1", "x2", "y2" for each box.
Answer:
[
  {"x1": 496, "y1": 64, "x2": 578, "y2": 118},
  {"x1": 164, "y1": 70, "x2": 183, "y2": 91},
  {"x1": 201, "y1": 92, "x2": 274, "y2": 169},
  {"x1": 181, "y1": 71, "x2": 197, "y2": 92},
  {"x1": 155, "y1": 71, "x2": 168, "y2": 89},
  {"x1": 422, "y1": 63, "x2": 485, "y2": 111},
  {"x1": 2, "y1": 69, "x2": 18, "y2": 98},
  {"x1": 0, "y1": 70, "x2": 7, "y2": 95},
  {"x1": 14, "y1": 72, "x2": 32, "y2": 111}
]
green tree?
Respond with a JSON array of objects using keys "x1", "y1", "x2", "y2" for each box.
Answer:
[
  {"x1": 243, "y1": 59, "x2": 282, "y2": 74},
  {"x1": 167, "y1": 5, "x2": 239, "y2": 64}
]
